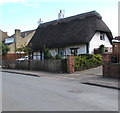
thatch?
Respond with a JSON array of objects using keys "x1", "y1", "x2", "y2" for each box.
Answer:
[{"x1": 30, "y1": 11, "x2": 113, "y2": 51}]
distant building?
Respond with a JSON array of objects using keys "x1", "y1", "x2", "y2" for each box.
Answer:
[
  {"x1": 0, "y1": 30, "x2": 9, "y2": 42},
  {"x1": 6, "y1": 29, "x2": 36, "y2": 54}
]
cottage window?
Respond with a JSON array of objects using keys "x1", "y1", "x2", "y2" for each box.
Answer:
[
  {"x1": 70, "y1": 48, "x2": 78, "y2": 56},
  {"x1": 33, "y1": 52, "x2": 41, "y2": 60},
  {"x1": 58, "y1": 49, "x2": 64, "y2": 57},
  {"x1": 100, "y1": 33, "x2": 105, "y2": 40}
]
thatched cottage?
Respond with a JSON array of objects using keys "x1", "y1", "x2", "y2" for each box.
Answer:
[{"x1": 29, "y1": 11, "x2": 113, "y2": 60}]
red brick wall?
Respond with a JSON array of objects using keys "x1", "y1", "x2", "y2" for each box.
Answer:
[
  {"x1": 1, "y1": 54, "x2": 27, "y2": 60},
  {"x1": 102, "y1": 53, "x2": 120, "y2": 78},
  {"x1": 103, "y1": 64, "x2": 120, "y2": 78},
  {"x1": 102, "y1": 53, "x2": 112, "y2": 64},
  {"x1": 113, "y1": 42, "x2": 120, "y2": 54},
  {"x1": 67, "y1": 55, "x2": 74, "y2": 74}
]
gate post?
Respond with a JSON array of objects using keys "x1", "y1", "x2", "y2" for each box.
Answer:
[{"x1": 67, "y1": 55, "x2": 74, "y2": 74}]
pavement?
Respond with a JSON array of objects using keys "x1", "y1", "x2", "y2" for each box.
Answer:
[{"x1": 1, "y1": 66, "x2": 119, "y2": 90}]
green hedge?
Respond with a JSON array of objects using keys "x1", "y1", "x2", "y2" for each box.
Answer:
[{"x1": 74, "y1": 54, "x2": 102, "y2": 71}]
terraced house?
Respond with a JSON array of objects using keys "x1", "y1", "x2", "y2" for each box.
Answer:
[{"x1": 29, "y1": 11, "x2": 113, "y2": 60}]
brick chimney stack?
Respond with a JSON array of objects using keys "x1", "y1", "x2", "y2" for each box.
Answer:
[
  {"x1": 14, "y1": 29, "x2": 21, "y2": 52},
  {"x1": 15, "y1": 29, "x2": 21, "y2": 46}
]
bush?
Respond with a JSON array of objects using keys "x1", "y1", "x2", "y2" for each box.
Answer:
[
  {"x1": 43, "y1": 47, "x2": 52, "y2": 60},
  {"x1": 55, "y1": 54, "x2": 62, "y2": 60},
  {"x1": 74, "y1": 54, "x2": 102, "y2": 71},
  {"x1": 0, "y1": 42, "x2": 10, "y2": 55},
  {"x1": 99, "y1": 44, "x2": 105, "y2": 54}
]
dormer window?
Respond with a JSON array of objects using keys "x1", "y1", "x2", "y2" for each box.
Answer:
[{"x1": 100, "y1": 33, "x2": 105, "y2": 40}]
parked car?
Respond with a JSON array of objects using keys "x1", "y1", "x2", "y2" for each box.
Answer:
[{"x1": 16, "y1": 56, "x2": 28, "y2": 61}]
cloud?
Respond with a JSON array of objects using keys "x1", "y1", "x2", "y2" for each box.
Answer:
[
  {"x1": 25, "y1": 3, "x2": 40, "y2": 7},
  {"x1": 0, "y1": 0, "x2": 40, "y2": 7},
  {"x1": 0, "y1": 0, "x2": 27, "y2": 4}
]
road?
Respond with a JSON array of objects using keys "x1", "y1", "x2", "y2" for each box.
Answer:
[{"x1": 2, "y1": 72, "x2": 118, "y2": 111}]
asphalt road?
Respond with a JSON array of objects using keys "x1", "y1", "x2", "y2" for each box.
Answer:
[{"x1": 2, "y1": 72, "x2": 118, "y2": 111}]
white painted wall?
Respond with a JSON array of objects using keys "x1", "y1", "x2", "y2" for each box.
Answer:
[
  {"x1": 65, "y1": 45, "x2": 87, "y2": 55},
  {"x1": 49, "y1": 44, "x2": 87, "y2": 57},
  {"x1": 89, "y1": 32, "x2": 112, "y2": 54},
  {"x1": 49, "y1": 49, "x2": 58, "y2": 57},
  {"x1": 33, "y1": 45, "x2": 87, "y2": 60}
]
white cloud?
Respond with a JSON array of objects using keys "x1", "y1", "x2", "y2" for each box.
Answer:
[
  {"x1": 0, "y1": 0, "x2": 40, "y2": 7},
  {"x1": 25, "y1": 3, "x2": 40, "y2": 7},
  {"x1": 0, "y1": 0, "x2": 27, "y2": 4}
]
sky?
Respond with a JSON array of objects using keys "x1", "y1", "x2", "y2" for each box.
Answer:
[{"x1": 0, "y1": 0, "x2": 119, "y2": 37}]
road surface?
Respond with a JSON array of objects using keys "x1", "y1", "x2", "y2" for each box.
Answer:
[{"x1": 2, "y1": 72, "x2": 118, "y2": 111}]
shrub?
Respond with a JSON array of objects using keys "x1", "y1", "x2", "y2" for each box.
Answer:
[
  {"x1": 99, "y1": 44, "x2": 105, "y2": 54},
  {"x1": 55, "y1": 54, "x2": 62, "y2": 60},
  {"x1": 43, "y1": 46, "x2": 52, "y2": 60},
  {"x1": 0, "y1": 42, "x2": 10, "y2": 55},
  {"x1": 74, "y1": 54, "x2": 102, "y2": 71}
]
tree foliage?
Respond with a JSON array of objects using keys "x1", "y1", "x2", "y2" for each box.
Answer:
[
  {"x1": 99, "y1": 44, "x2": 105, "y2": 54},
  {"x1": 16, "y1": 44, "x2": 33, "y2": 55},
  {"x1": 43, "y1": 46, "x2": 52, "y2": 60},
  {"x1": 0, "y1": 42, "x2": 10, "y2": 55}
]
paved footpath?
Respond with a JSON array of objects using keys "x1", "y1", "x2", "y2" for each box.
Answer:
[{"x1": 1, "y1": 66, "x2": 119, "y2": 90}]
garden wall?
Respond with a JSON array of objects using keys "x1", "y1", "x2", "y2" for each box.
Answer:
[{"x1": 102, "y1": 53, "x2": 120, "y2": 78}]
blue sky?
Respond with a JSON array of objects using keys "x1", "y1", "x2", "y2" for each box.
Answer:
[{"x1": 0, "y1": 0, "x2": 119, "y2": 37}]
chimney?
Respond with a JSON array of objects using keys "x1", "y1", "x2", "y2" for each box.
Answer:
[
  {"x1": 15, "y1": 29, "x2": 21, "y2": 49},
  {"x1": 58, "y1": 10, "x2": 64, "y2": 20},
  {"x1": 38, "y1": 18, "x2": 43, "y2": 26}
]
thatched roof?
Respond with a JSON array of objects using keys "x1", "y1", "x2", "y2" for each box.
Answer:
[{"x1": 30, "y1": 11, "x2": 113, "y2": 51}]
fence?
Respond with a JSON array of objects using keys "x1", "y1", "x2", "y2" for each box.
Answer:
[
  {"x1": 1, "y1": 54, "x2": 27, "y2": 60},
  {"x1": 2, "y1": 60, "x2": 67, "y2": 73}
]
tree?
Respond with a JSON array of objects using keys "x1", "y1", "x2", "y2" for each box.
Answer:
[
  {"x1": 16, "y1": 44, "x2": 33, "y2": 55},
  {"x1": 0, "y1": 42, "x2": 10, "y2": 55},
  {"x1": 43, "y1": 46, "x2": 52, "y2": 60},
  {"x1": 16, "y1": 44, "x2": 33, "y2": 60}
]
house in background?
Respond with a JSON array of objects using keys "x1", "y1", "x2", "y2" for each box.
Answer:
[
  {"x1": 4, "y1": 29, "x2": 36, "y2": 54},
  {"x1": 0, "y1": 30, "x2": 9, "y2": 42},
  {"x1": 29, "y1": 11, "x2": 113, "y2": 60}
]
